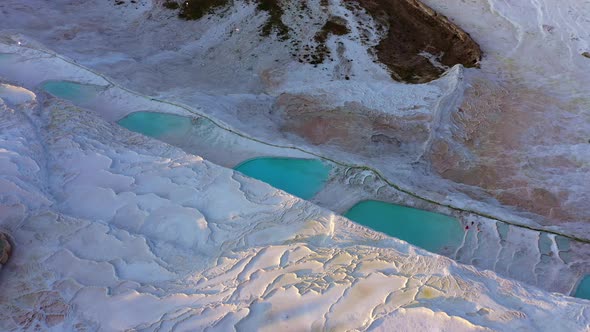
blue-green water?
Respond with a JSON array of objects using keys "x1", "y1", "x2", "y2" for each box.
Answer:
[
  {"x1": 118, "y1": 112, "x2": 193, "y2": 138},
  {"x1": 574, "y1": 275, "x2": 590, "y2": 300},
  {"x1": 119, "y1": 112, "x2": 332, "y2": 199},
  {"x1": 234, "y1": 158, "x2": 331, "y2": 199},
  {"x1": 41, "y1": 80, "x2": 105, "y2": 103},
  {"x1": 344, "y1": 200, "x2": 464, "y2": 253},
  {"x1": 0, "y1": 53, "x2": 13, "y2": 60}
]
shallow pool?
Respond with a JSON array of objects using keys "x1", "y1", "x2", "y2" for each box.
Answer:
[
  {"x1": 41, "y1": 80, "x2": 105, "y2": 103},
  {"x1": 118, "y1": 111, "x2": 193, "y2": 139},
  {"x1": 344, "y1": 200, "x2": 464, "y2": 253},
  {"x1": 574, "y1": 275, "x2": 590, "y2": 300},
  {"x1": 119, "y1": 112, "x2": 332, "y2": 199},
  {"x1": 0, "y1": 53, "x2": 14, "y2": 61},
  {"x1": 234, "y1": 158, "x2": 332, "y2": 200}
]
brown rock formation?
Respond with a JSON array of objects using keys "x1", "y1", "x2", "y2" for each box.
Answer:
[
  {"x1": 428, "y1": 79, "x2": 587, "y2": 224},
  {"x1": 12, "y1": 291, "x2": 69, "y2": 329},
  {"x1": 348, "y1": 0, "x2": 482, "y2": 83},
  {"x1": 0, "y1": 232, "x2": 11, "y2": 265},
  {"x1": 276, "y1": 94, "x2": 430, "y2": 156},
  {"x1": 166, "y1": 0, "x2": 481, "y2": 83}
]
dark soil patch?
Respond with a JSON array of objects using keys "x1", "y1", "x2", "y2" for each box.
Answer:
[
  {"x1": 348, "y1": 0, "x2": 482, "y2": 83},
  {"x1": 176, "y1": 0, "x2": 289, "y2": 40},
  {"x1": 257, "y1": 0, "x2": 289, "y2": 40},
  {"x1": 315, "y1": 16, "x2": 350, "y2": 44},
  {"x1": 302, "y1": 17, "x2": 350, "y2": 65},
  {"x1": 163, "y1": 0, "x2": 179, "y2": 10},
  {"x1": 178, "y1": 0, "x2": 230, "y2": 20}
]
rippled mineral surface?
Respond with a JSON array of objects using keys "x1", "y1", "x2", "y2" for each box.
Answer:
[{"x1": 0, "y1": 0, "x2": 589, "y2": 330}]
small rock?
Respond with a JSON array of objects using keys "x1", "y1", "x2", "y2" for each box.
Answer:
[
  {"x1": 0, "y1": 232, "x2": 12, "y2": 264},
  {"x1": 542, "y1": 25, "x2": 555, "y2": 33},
  {"x1": 582, "y1": 52, "x2": 590, "y2": 59},
  {"x1": 477, "y1": 308, "x2": 491, "y2": 315}
]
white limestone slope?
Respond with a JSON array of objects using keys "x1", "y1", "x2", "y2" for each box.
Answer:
[
  {"x1": 1, "y1": 0, "x2": 587, "y2": 239},
  {"x1": 420, "y1": 0, "x2": 590, "y2": 231},
  {"x1": 1, "y1": 79, "x2": 590, "y2": 331},
  {"x1": 2, "y1": 38, "x2": 588, "y2": 296},
  {"x1": 0, "y1": 0, "x2": 589, "y2": 330}
]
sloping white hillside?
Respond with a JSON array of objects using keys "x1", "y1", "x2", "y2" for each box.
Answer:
[
  {"x1": 0, "y1": 79, "x2": 589, "y2": 331},
  {"x1": 0, "y1": 0, "x2": 589, "y2": 330}
]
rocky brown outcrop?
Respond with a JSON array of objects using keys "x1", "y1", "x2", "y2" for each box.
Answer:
[
  {"x1": 428, "y1": 79, "x2": 584, "y2": 224},
  {"x1": 168, "y1": 0, "x2": 481, "y2": 83},
  {"x1": 0, "y1": 232, "x2": 11, "y2": 265},
  {"x1": 173, "y1": 0, "x2": 289, "y2": 39},
  {"x1": 348, "y1": 0, "x2": 482, "y2": 83},
  {"x1": 276, "y1": 94, "x2": 430, "y2": 156}
]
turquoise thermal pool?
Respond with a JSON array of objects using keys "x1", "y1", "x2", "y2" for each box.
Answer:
[
  {"x1": 344, "y1": 200, "x2": 464, "y2": 253},
  {"x1": 41, "y1": 80, "x2": 105, "y2": 103},
  {"x1": 234, "y1": 158, "x2": 332, "y2": 200},
  {"x1": 118, "y1": 111, "x2": 193, "y2": 139},
  {"x1": 119, "y1": 112, "x2": 332, "y2": 199},
  {"x1": 574, "y1": 275, "x2": 590, "y2": 300}
]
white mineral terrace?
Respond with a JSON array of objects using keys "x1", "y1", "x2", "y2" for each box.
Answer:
[{"x1": 0, "y1": 0, "x2": 589, "y2": 330}]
